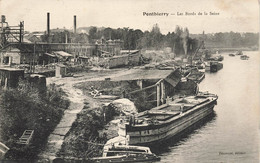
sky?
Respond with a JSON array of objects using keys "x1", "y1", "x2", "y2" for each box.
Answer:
[{"x1": 0, "y1": 0, "x2": 259, "y2": 34}]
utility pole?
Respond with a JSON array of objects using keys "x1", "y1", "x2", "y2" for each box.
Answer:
[{"x1": 33, "y1": 42, "x2": 36, "y2": 73}]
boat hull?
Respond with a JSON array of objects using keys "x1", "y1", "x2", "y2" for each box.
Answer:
[
  {"x1": 89, "y1": 153, "x2": 160, "y2": 163},
  {"x1": 119, "y1": 98, "x2": 217, "y2": 146},
  {"x1": 210, "y1": 62, "x2": 223, "y2": 72}
]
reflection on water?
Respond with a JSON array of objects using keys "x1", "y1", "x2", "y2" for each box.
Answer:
[{"x1": 158, "y1": 51, "x2": 260, "y2": 163}]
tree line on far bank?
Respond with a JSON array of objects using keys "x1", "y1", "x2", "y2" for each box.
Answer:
[
  {"x1": 39, "y1": 24, "x2": 259, "y2": 56},
  {"x1": 190, "y1": 32, "x2": 259, "y2": 49}
]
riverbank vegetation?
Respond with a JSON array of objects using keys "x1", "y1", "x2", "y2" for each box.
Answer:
[{"x1": 0, "y1": 81, "x2": 70, "y2": 161}]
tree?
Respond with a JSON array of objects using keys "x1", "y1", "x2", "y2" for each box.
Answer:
[
  {"x1": 173, "y1": 26, "x2": 184, "y2": 55},
  {"x1": 151, "y1": 23, "x2": 161, "y2": 34},
  {"x1": 89, "y1": 27, "x2": 98, "y2": 39},
  {"x1": 182, "y1": 27, "x2": 189, "y2": 56}
]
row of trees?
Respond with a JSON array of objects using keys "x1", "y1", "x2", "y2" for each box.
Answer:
[
  {"x1": 38, "y1": 24, "x2": 199, "y2": 56},
  {"x1": 88, "y1": 24, "x2": 199, "y2": 56}
]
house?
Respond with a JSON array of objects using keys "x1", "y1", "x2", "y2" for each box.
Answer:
[
  {"x1": 24, "y1": 33, "x2": 42, "y2": 43},
  {"x1": 24, "y1": 32, "x2": 45, "y2": 43},
  {"x1": 0, "y1": 44, "x2": 42, "y2": 66}
]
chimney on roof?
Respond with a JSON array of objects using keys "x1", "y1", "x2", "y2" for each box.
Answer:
[
  {"x1": 47, "y1": 12, "x2": 50, "y2": 36},
  {"x1": 74, "y1": 15, "x2": 76, "y2": 34}
]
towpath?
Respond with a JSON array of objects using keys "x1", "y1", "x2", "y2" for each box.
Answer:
[{"x1": 38, "y1": 77, "x2": 86, "y2": 160}]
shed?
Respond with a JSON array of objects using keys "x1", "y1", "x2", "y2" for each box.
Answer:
[
  {"x1": 54, "y1": 51, "x2": 73, "y2": 62},
  {"x1": 110, "y1": 69, "x2": 182, "y2": 107},
  {"x1": 55, "y1": 65, "x2": 67, "y2": 78},
  {"x1": 43, "y1": 53, "x2": 57, "y2": 64},
  {"x1": 28, "y1": 74, "x2": 47, "y2": 93},
  {"x1": 0, "y1": 68, "x2": 24, "y2": 88},
  {"x1": 78, "y1": 56, "x2": 89, "y2": 64}
]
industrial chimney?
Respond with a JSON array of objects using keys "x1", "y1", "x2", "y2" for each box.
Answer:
[
  {"x1": 47, "y1": 12, "x2": 50, "y2": 36},
  {"x1": 74, "y1": 15, "x2": 76, "y2": 34},
  {"x1": 1, "y1": 15, "x2": 6, "y2": 23}
]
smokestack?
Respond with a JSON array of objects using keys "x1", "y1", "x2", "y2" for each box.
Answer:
[
  {"x1": 47, "y1": 12, "x2": 50, "y2": 36},
  {"x1": 74, "y1": 15, "x2": 76, "y2": 34},
  {"x1": 1, "y1": 15, "x2": 6, "y2": 23}
]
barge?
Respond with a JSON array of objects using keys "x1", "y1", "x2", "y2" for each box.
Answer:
[
  {"x1": 186, "y1": 67, "x2": 205, "y2": 83},
  {"x1": 240, "y1": 55, "x2": 249, "y2": 60},
  {"x1": 235, "y1": 50, "x2": 243, "y2": 55},
  {"x1": 210, "y1": 61, "x2": 223, "y2": 72},
  {"x1": 118, "y1": 92, "x2": 218, "y2": 146}
]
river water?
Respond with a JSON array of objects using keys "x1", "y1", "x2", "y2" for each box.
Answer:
[{"x1": 157, "y1": 51, "x2": 260, "y2": 163}]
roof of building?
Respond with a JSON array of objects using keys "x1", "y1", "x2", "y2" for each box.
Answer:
[
  {"x1": 54, "y1": 51, "x2": 73, "y2": 57},
  {"x1": 45, "y1": 53, "x2": 56, "y2": 57},
  {"x1": 98, "y1": 50, "x2": 110, "y2": 54},
  {"x1": 79, "y1": 56, "x2": 89, "y2": 59},
  {"x1": 23, "y1": 38, "x2": 32, "y2": 43},
  {"x1": 120, "y1": 50, "x2": 139, "y2": 54},
  {"x1": 0, "y1": 67, "x2": 24, "y2": 72},
  {"x1": 0, "y1": 45, "x2": 21, "y2": 52},
  {"x1": 110, "y1": 69, "x2": 181, "y2": 87}
]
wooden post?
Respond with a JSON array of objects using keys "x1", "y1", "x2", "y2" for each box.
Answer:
[
  {"x1": 4, "y1": 78, "x2": 7, "y2": 89},
  {"x1": 161, "y1": 80, "x2": 165, "y2": 104},
  {"x1": 137, "y1": 79, "x2": 143, "y2": 89},
  {"x1": 157, "y1": 83, "x2": 160, "y2": 106},
  {"x1": 33, "y1": 42, "x2": 36, "y2": 73}
]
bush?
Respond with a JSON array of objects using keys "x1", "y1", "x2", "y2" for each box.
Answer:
[{"x1": 58, "y1": 104, "x2": 118, "y2": 158}]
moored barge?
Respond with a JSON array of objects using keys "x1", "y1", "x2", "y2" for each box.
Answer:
[
  {"x1": 90, "y1": 145, "x2": 160, "y2": 162},
  {"x1": 118, "y1": 92, "x2": 218, "y2": 146},
  {"x1": 240, "y1": 55, "x2": 249, "y2": 60}
]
